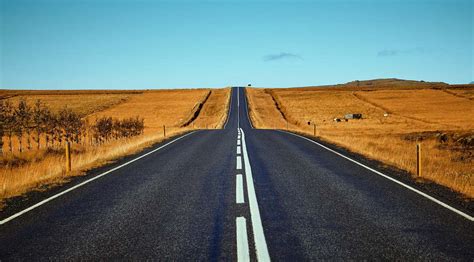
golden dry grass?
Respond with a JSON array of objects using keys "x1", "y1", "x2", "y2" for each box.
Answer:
[
  {"x1": 194, "y1": 88, "x2": 232, "y2": 129},
  {"x1": 246, "y1": 84, "x2": 474, "y2": 198},
  {"x1": 3, "y1": 91, "x2": 140, "y2": 116},
  {"x1": 0, "y1": 88, "x2": 230, "y2": 206},
  {"x1": 86, "y1": 89, "x2": 212, "y2": 133},
  {"x1": 443, "y1": 88, "x2": 474, "y2": 100},
  {"x1": 0, "y1": 130, "x2": 190, "y2": 202}
]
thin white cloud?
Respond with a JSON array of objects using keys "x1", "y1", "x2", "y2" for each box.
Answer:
[{"x1": 263, "y1": 52, "x2": 303, "y2": 61}]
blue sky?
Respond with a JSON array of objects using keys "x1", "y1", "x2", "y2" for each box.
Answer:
[{"x1": 1, "y1": 0, "x2": 472, "y2": 89}]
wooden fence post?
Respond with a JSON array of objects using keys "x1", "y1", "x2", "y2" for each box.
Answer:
[
  {"x1": 163, "y1": 125, "x2": 166, "y2": 137},
  {"x1": 313, "y1": 123, "x2": 316, "y2": 136},
  {"x1": 65, "y1": 141, "x2": 71, "y2": 173},
  {"x1": 416, "y1": 143, "x2": 422, "y2": 177}
]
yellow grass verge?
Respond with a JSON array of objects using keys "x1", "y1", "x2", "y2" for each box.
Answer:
[
  {"x1": 0, "y1": 127, "x2": 190, "y2": 205},
  {"x1": 246, "y1": 87, "x2": 474, "y2": 198},
  {"x1": 194, "y1": 87, "x2": 232, "y2": 129}
]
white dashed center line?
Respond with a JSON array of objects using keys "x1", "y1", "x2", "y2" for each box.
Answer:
[
  {"x1": 234, "y1": 118, "x2": 269, "y2": 260},
  {"x1": 236, "y1": 174, "x2": 244, "y2": 204},
  {"x1": 236, "y1": 156, "x2": 242, "y2": 170}
]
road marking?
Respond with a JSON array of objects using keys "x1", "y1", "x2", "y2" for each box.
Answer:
[
  {"x1": 236, "y1": 217, "x2": 250, "y2": 262},
  {"x1": 0, "y1": 131, "x2": 198, "y2": 226},
  {"x1": 238, "y1": 86, "x2": 240, "y2": 108},
  {"x1": 240, "y1": 128, "x2": 271, "y2": 261},
  {"x1": 223, "y1": 87, "x2": 234, "y2": 129},
  {"x1": 278, "y1": 130, "x2": 474, "y2": 222},
  {"x1": 236, "y1": 174, "x2": 245, "y2": 204},
  {"x1": 236, "y1": 156, "x2": 242, "y2": 170},
  {"x1": 237, "y1": 146, "x2": 241, "y2": 155},
  {"x1": 237, "y1": 140, "x2": 241, "y2": 146},
  {"x1": 238, "y1": 87, "x2": 240, "y2": 129}
]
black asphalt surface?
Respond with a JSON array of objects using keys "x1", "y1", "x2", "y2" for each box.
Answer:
[{"x1": 0, "y1": 87, "x2": 472, "y2": 260}]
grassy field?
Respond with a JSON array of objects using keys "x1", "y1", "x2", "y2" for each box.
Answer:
[
  {"x1": 0, "y1": 88, "x2": 231, "y2": 206},
  {"x1": 1, "y1": 90, "x2": 141, "y2": 117},
  {"x1": 246, "y1": 79, "x2": 474, "y2": 198}
]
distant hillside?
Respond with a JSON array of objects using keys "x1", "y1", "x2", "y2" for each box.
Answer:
[
  {"x1": 343, "y1": 78, "x2": 448, "y2": 89},
  {"x1": 280, "y1": 78, "x2": 472, "y2": 91}
]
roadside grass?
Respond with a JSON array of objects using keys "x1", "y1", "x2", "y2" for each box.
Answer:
[
  {"x1": 0, "y1": 88, "x2": 231, "y2": 207},
  {"x1": 194, "y1": 88, "x2": 232, "y2": 129},
  {"x1": 246, "y1": 84, "x2": 473, "y2": 198},
  {"x1": 0, "y1": 127, "x2": 190, "y2": 203}
]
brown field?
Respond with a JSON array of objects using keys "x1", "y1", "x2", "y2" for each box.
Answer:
[
  {"x1": 246, "y1": 80, "x2": 474, "y2": 198},
  {"x1": 0, "y1": 90, "x2": 142, "y2": 117},
  {"x1": 0, "y1": 88, "x2": 231, "y2": 206}
]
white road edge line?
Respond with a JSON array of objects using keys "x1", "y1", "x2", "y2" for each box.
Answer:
[
  {"x1": 240, "y1": 128, "x2": 271, "y2": 261},
  {"x1": 236, "y1": 217, "x2": 250, "y2": 262},
  {"x1": 223, "y1": 87, "x2": 234, "y2": 129},
  {"x1": 236, "y1": 156, "x2": 242, "y2": 170},
  {"x1": 0, "y1": 131, "x2": 198, "y2": 226},
  {"x1": 237, "y1": 146, "x2": 241, "y2": 155},
  {"x1": 236, "y1": 174, "x2": 245, "y2": 204},
  {"x1": 277, "y1": 130, "x2": 474, "y2": 222}
]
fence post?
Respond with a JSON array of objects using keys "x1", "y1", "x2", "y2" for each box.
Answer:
[
  {"x1": 163, "y1": 125, "x2": 166, "y2": 137},
  {"x1": 416, "y1": 143, "x2": 422, "y2": 177},
  {"x1": 286, "y1": 119, "x2": 288, "y2": 130},
  {"x1": 313, "y1": 123, "x2": 316, "y2": 136},
  {"x1": 65, "y1": 141, "x2": 71, "y2": 173}
]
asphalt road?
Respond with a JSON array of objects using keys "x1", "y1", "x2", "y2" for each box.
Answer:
[{"x1": 0, "y1": 87, "x2": 472, "y2": 260}]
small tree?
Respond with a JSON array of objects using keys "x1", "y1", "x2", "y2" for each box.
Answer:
[
  {"x1": 14, "y1": 100, "x2": 32, "y2": 152},
  {"x1": 57, "y1": 107, "x2": 82, "y2": 144},
  {"x1": 41, "y1": 109, "x2": 57, "y2": 148},
  {"x1": 41, "y1": 107, "x2": 54, "y2": 148},
  {"x1": 32, "y1": 100, "x2": 47, "y2": 149},
  {"x1": 95, "y1": 117, "x2": 113, "y2": 143}
]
